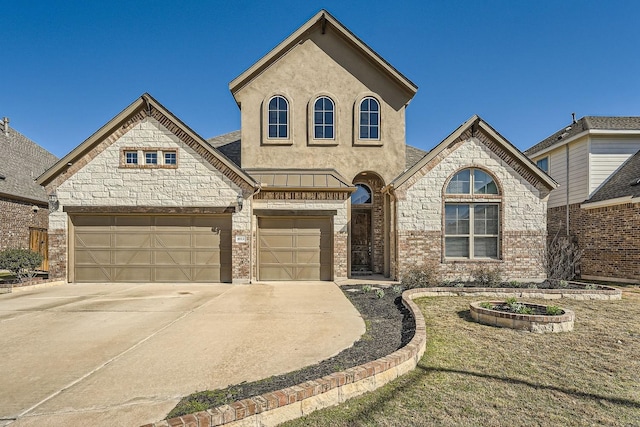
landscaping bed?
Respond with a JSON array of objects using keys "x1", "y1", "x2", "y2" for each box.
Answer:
[{"x1": 167, "y1": 285, "x2": 414, "y2": 419}]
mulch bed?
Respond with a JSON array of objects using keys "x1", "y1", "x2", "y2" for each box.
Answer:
[{"x1": 167, "y1": 284, "x2": 414, "y2": 419}]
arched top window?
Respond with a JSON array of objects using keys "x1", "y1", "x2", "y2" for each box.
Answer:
[
  {"x1": 268, "y1": 96, "x2": 289, "y2": 139},
  {"x1": 314, "y1": 96, "x2": 334, "y2": 139},
  {"x1": 445, "y1": 168, "x2": 499, "y2": 195},
  {"x1": 352, "y1": 183, "x2": 372, "y2": 204},
  {"x1": 359, "y1": 97, "x2": 379, "y2": 140}
]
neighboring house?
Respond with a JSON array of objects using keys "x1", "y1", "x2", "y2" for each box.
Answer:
[
  {"x1": 37, "y1": 10, "x2": 556, "y2": 284},
  {"x1": 526, "y1": 116, "x2": 640, "y2": 283},
  {"x1": 0, "y1": 117, "x2": 58, "y2": 270}
]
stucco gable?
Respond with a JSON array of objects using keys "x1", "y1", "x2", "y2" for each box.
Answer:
[
  {"x1": 229, "y1": 10, "x2": 417, "y2": 103},
  {"x1": 391, "y1": 116, "x2": 558, "y2": 197},
  {"x1": 37, "y1": 94, "x2": 256, "y2": 194}
]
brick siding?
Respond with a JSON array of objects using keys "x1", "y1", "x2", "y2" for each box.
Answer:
[
  {"x1": 0, "y1": 196, "x2": 49, "y2": 250},
  {"x1": 549, "y1": 203, "x2": 640, "y2": 282}
]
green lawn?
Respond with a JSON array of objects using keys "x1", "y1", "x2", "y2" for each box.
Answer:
[{"x1": 282, "y1": 293, "x2": 640, "y2": 427}]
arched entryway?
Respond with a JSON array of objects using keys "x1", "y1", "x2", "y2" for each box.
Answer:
[{"x1": 351, "y1": 172, "x2": 385, "y2": 276}]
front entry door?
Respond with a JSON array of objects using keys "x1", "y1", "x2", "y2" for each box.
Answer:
[{"x1": 351, "y1": 209, "x2": 371, "y2": 274}]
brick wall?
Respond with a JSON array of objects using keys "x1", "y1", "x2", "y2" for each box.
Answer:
[
  {"x1": 353, "y1": 175, "x2": 385, "y2": 274},
  {"x1": 0, "y1": 196, "x2": 49, "y2": 250},
  {"x1": 549, "y1": 203, "x2": 640, "y2": 282}
]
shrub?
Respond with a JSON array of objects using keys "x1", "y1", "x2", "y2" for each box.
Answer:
[
  {"x1": 479, "y1": 302, "x2": 494, "y2": 309},
  {"x1": 584, "y1": 283, "x2": 598, "y2": 290},
  {"x1": 0, "y1": 249, "x2": 43, "y2": 282},
  {"x1": 543, "y1": 231, "x2": 583, "y2": 281},
  {"x1": 401, "y1": 261, "x2": 440, "y2": 289},
  {"x1": 375, "y1": 289, "x2": 385, "y2": 299},
  {"x1": 471, "y1": 266, "x2": 503, "y2": 287},
  {"x1": 546, "y1": 305, "x2": 563, "y2": 315},
  {"x1": 362, "y1": 284, "x2": 372, "y2": 293},
  {"x1": 392, "y1": 285, "x2": 404, "y2": 294}
]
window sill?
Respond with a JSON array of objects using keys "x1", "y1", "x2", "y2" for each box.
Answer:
[
  {"x1": 308, "y1": 139, "x2": 338, "y2": 146},
  {"x1": 119, "y1": 164, "x2": 178, "y2": 169},
  {"x1": 262, "y1": 139, "x2": 293, "y2": 146},
  {"x1": 443, "y1": 258, "x2": 502, "y2": 263},
  {"x1": 354, "y1": 139, "x2": 383, "y2": 147}
]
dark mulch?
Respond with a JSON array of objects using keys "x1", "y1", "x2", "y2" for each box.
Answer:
[
  {"x1": 167, "y1": 285, "x2": 414, "y2": 419},
  {"x1": 435, "y1": 280, "x2": 595, "y2": 290}
]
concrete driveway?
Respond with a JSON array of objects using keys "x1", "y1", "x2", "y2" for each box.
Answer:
[{"x1": 0, "y1": 282, "x2": 364, "y2": 426}]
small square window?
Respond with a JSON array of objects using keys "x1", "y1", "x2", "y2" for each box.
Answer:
[
  {"x1": 125, "y1": 151, "x2": 138, "y2": 164},
  {"x1": 145, "y1": 151, "x2": 158, "y2": 165},
  {"x1": 164, "y1": 151, "x2": 177, "y2": 165},
  {"x1": 536, "y1": 157, "x2": 549, "y2": 173}
]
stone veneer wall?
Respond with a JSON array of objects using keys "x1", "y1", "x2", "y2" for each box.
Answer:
[
  {"x1": 0, "y1": 196, "x2": 49, "y2": 251},
  {"x1": 395, "y1": 137, "x2": 548, "y2": 282},
  {"x1": 548, "y1": 203, "x2": 640, "y2": 283},
  {"x1": 47, "y1": 117, "x2": 247, "y2": 282}
]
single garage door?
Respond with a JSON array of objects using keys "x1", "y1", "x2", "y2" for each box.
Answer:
[
  {"x1": 71, "y1": 215, "x2": 231, "y2": 283},
  {"x1": 258, "y1": 217, "x2": 332, "y2": 281}
]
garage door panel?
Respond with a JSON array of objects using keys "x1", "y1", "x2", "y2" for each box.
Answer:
[
  {"x1": 76, "y1": 233, "x2": 112, "y2": 248},
  {"x1": 258, "y1": 217, "x2": 332, "y2": 281},
  {"x1": 115, "y1": 234, "x2": 151, "y2": 248},
  {"x1": 75, "y1": 250, "x2": 111, "y2": 265},
  {"x1": 114, "y1": 267, "x2": 152, "y2": 282},
  {"x1": 155, "y1": 233, "x2": 191, "y2": 248},
  {"x1": 114, "y1": 250, "x2": 151, "y2": 264},
  {"x1": 73, "y1": 215, "x2": 231, "y2": 283}
]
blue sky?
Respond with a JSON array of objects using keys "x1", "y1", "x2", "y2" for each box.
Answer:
[{"x1": 2, "y1": 0, "x2": 639, "y2": 158}]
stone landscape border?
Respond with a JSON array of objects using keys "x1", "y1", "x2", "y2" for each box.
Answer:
[
  {"x1": 469, "y1": 301, "x2": 575, "y2": 333},
  {"x1": 146, "y1": 281, "x2": 620, "y2": 427}
]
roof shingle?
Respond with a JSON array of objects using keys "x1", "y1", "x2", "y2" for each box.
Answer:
[
  {"x1": 0, "y1": 120, "x2": 57, "y2": 203},
  {"x1": 526, "y1": 116, "x2": 640, "y2": 156}
]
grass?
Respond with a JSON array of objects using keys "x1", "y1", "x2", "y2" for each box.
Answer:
[{"x1": 281, "y1": 294, "x2": 640, "y2": 426}]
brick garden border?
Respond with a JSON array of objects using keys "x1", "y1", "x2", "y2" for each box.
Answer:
[
  {"x1": 145, "y1": 281, "x2": 620, "y2": 427},
  {"x1": 469, "y1": 301, "x2": 575, "y2": 333}
]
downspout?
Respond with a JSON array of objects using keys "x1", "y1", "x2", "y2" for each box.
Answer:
[
  {"x1": 565, "y1": 145, "x2": 570, "y2": 236},
  {"x1": 249, "y1": 184, "x2": 261, "y2": 284}
]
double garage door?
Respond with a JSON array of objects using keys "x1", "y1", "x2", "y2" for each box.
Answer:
[
  {"x1": 258, "y1": 217, "x2": 332, "y2": 281},
  {"x1": 71, "y1": 215, "x2": 231, "y2": 283}
]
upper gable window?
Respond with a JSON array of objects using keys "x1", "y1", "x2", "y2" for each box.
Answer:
[
  {"x1": 314, "y1": 97, "x2": 334, "y2": 139},
  {"x1": 446, "y1": 169, "x2": 498, "y2": 195},
  {"x1": 359, "y1": 97, "x2": 380, "y2": 140},
  {"x1": 268, "y1": 96, "x2": 289, "y2": 139},
  {"x1": 536, "y1": 157, "x2": 549, "y2": 173},
  {"x1": 120, "y1": 148, "x2": 178, "y2": 169}
]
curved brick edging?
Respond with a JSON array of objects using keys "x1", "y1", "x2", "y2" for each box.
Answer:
[
  {"x1": 144, "y1": 289, "x2": 427, "y2": 427},
  {"x1": 469, "y1": 301, "x2": 575, "y2": 333},
  {"x1": 409, "y1": 281, "x2": 621, "y2": 300}
]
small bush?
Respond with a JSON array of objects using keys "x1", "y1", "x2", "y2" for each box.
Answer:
[
  {"x1": 546, "y1": 305, "x2": 563, "y2": 315},
  {"x1": 584, "y1": 283, "x2": 598, "y2": 290},
  {"x1": 401, "y1": 261, "x2": 440, "y2": 289},
  {"x1": 471, "y1": 266, "x2": 503, "y2": 287},
  {"x1": 375, "y1": 289, "x2": 385, "y2": 299},
  {"x1": 453, "y1": 282, "x2": 465, "y2": 288},
  {"x1": 362, "y1": 284, "x2": 372, "y2": 293},
  {"x1": 509, "y1": 280, "x2": 520, "y2": 288},
  {"x1": 392, "y1": 285, "x2": 404, "y2": 294},
  {"x1": 505, "y1": 296, "x2": 518, "y2": 306},
  {"x1": 0, "y1": 249, "x2": 43, "y2": 282},
  {"x1": 479, "y1": 302, "x2": 494, "y2": 309}
]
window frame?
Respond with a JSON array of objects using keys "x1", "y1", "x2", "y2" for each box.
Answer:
[
  {"x1": 443, "y1": 167, "x2": 502, "y2": 260},
  {"x1": 536, "y1": 156, "x2": 549, "y2": 173},
  {"x1": 354, "y1": 95, "x2": 382, "y2": 146},
  {"x1": 351, "y1": 183, "x2": 373, "y2": 205},
  {"x1": 359, "y1": 97, "x2": 380, "y2": 140},
  {"x1": 312, "y1": 96, "x2": 335, "y2": 141},
  {"x1": 262, "y1": 92, "x2": 293, "y2": 145},
  {"x1": 120, "y1": 148, "x2": 178, "y2": 169}
]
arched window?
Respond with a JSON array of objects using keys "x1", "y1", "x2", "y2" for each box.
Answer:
[
  {"x1": 444, "y1": 168, "x2": 500, "y2": 259},
  {"x1": 352, "y1": 183, "x2": 372, "y2": 204},
  {"x1": 268, "y1": 96, "x2": 288, "y2": 139},
  {"x1": 314, "y1": 96, "x2": 334, "y2": 139},
  {"x1": 359, "y1": 97, "x2": 379, "y2": 139}
]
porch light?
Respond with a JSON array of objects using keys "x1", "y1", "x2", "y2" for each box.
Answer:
[
  {"x1": 236, "y1": 193, "x2": 244, "y2": 212},
  {"x1": 48, "y1": 192, "x2": 59, "y2": 211}
]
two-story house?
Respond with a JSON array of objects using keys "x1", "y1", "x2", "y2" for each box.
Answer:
[
  {"x1": 526, "y1": 116, "x2": 640, "y2": 283},
  {"x1": 0, "y1": 117, "x2": 57, "y2": 270},
  {"x1": 37, "y1": 10, "x2": 556, "y2": 284}
]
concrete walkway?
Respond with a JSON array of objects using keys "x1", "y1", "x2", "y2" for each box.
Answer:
[{"x1": 0, "y1": 282, "x2": 364, "y2": 426}]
